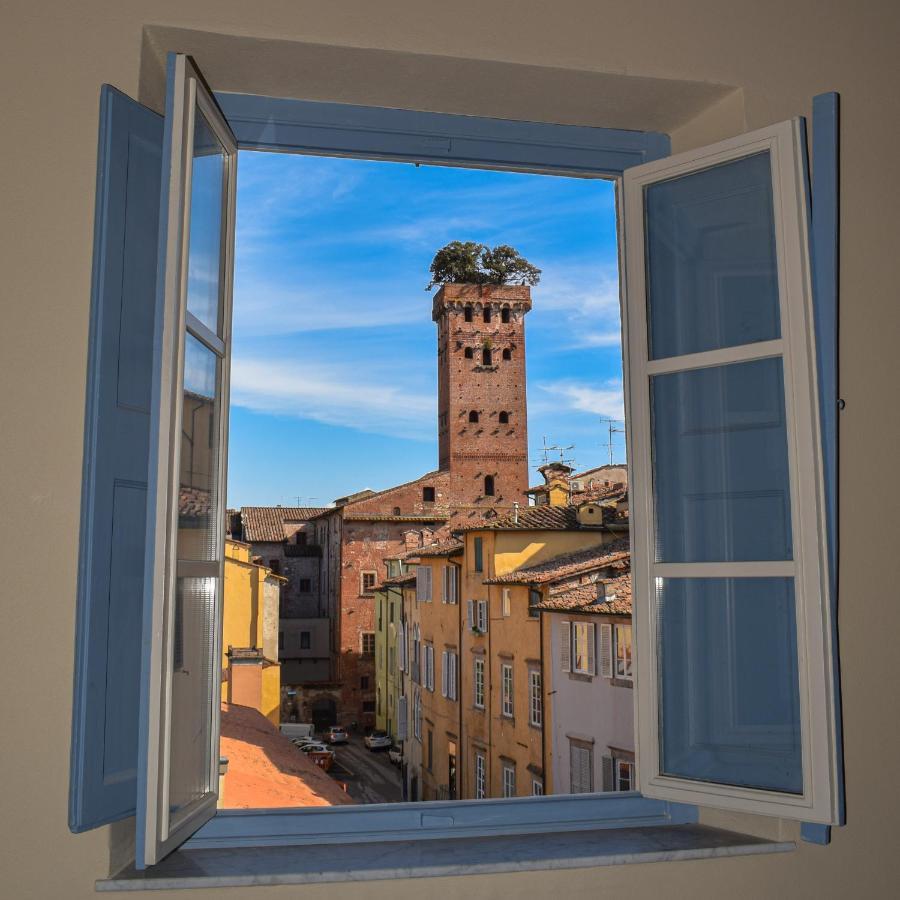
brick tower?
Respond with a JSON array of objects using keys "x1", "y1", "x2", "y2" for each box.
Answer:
[{"x1": 433, "y1": 283, "x2": 531, "y2": 521}]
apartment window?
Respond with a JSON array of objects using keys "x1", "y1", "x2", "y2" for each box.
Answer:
[
  {"x1": 422, "y1": 486, "x2": 435, "y2": 503},
  {"x1": 362, "y1": 700, "x2": 376, "y2": 714},
  {"x1": 299, "y1": 631, "x2": 311, "y2": 650},
  {"x1": 502, "y1": 765, "x2": 516, "y2": 798},
  {"x1": 392, "y1": 506, "x2": 401, "y2": 516},
  {"x1": 483, "y1": 306, "x2": 491, "y2": 323},
  {"x1": 501, "y1": 307, "x2": 511, "y2": 324},
  {"x1": 502, "y1": 348, "x2": 512, "y2": 360},
  {"x1": 268, "y1": 559, "x2": 281, "y2": 575},
  {"x1": 473, "y1": 657, "x2": 485, "y2": 709},
  {"x1": 563, "y1": 621, "x2": 595, "y2": 676},
  {"x1": 498, "y1": 410, "x2": 509, "y2": 424},
  {"x1": 483, "y1": 475, "x2": 495, "y2": 496},
  {"x1": 360, "y1": 675, "x2": 370, "y2": 690},
  {"x1": 360, "y1": 571, "x2": 377, "y2": 595},
  {"x1": 442, "y1": 564, "x2": 459, "y2": 604},
  {"x1": 425, "y1": 643, "x2": 435, "y2": 692},
  {"x1": 463, "y1": 305, "x2": 473, "y2": 323},
  {"x1": 468, "y1": 410, "x2": 479, "y2": 423},
  {"x1": 386, "y1": 559, "x2": 400, "y2": 578},
  {"x1": 528, "y1": 588, "x2": 541, "y2": 619},
  {"x1": 529, "y1": 670, "x2": 542, "y2": 728},
  {"x1": 361, "y1": 632, "x2": 375, "y2": 656},
  {"x1": 501, "y1": 663, "x2": 514, "y2": 718},
  {"x1": 441, "y1": 650, "x2": 458, "y2": 701},
  {"x1": 532, "y1": 779, "x2": 544, "y2": 796},
  {"x1": 481, "y1": 347, "x2": 492, "y2": 366},
  {"x1": 473, "y1": 537, "x2": 483, "y2": 573},
  {"x1": 464, "y1": 347, "x2": 473, "y2": 359},
  {"x1": 570, "y1": 742, "x2": 594, "y2": 794},
  {"x1": 416, "y1": 565, "x2": 433, "y2": 603},
  {"x1": 616, "y1": 759, "x2": 635, "y2": 792},
  {"x1": 474, "y1": 752, "x2": 486, "y2": 799},
  {"x1": 501, "y1": 588, "x2": 511, "y2": 617},
  {"x1": 615, "y1": 623, "x2": 633, "y2": 680},
  {"x1": 468, "y1": 599, "x2": 489, "y2": 634},
  {"x1": 298, "y1": 578, "x2": 312, "y2": 593},
  {"x1": 413, "y1": 691, "x2": 422, "y2": 740}
]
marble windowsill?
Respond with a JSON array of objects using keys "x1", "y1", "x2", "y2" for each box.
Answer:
[{"x1": 98, "y1": 824, "x2": 794, "y2": 891}]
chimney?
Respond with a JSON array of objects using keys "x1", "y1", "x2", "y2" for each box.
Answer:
[{"x1": 537, "y1": 462, "x2": 574, "y2": 507}]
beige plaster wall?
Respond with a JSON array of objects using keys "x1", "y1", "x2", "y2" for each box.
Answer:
[{"x1": 2, "y1": 1, "x2": 899, "y2": 897}]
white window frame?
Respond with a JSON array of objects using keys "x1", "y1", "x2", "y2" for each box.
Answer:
[
  {"x1": 501, "y1": 663, "x2": 514, "y2": 718},
  {"x1": 532, "y1": 779, "x2": 544, "y2": 797},
  {"x1": 624, "y1": 120, "x2": 839, "y2": 823},
  {"x1": 614, "y1": 623, "x2": 632, "y2": 681},
  {"x1": 476, "y1": 599, "x2": 489, "y2": 633},
  {"x1": 616, "y1": 759, "x2": 635, "y2": 793},
  {"x1": 360, "y1": 570, "x2": 378, "y2": 596},
  {"x1": 502, "y1": 765, "x2": 516, "y2": 799},
  {"x1": 529, "y1": 669, "x2": 542, "y2": 728},
  {"x1": 571, "y1": 621, "x2": 595, "y2": 676},
  {"x1": 473, "y1": 657, "x2": 485, "y2": 710},
  {"x1": 474, "y1": 752, "x2": 486, "y2": 800}
]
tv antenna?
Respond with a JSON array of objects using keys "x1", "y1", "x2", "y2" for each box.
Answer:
[
  {"x1": 597, "y1": 418, "x2": 625, "y2": 465},
  {"x1": 538, "y1": 436, "x2": 576, "y2": 468}
]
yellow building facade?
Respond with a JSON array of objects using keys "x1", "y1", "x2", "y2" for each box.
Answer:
[{"x1": 222, "y1": 539, "x2": 283, "y2": 725}]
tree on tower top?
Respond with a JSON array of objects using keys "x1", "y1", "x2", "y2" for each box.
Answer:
[{"x1": 427, "y1": 241, "x2": 541, "y2": 290}]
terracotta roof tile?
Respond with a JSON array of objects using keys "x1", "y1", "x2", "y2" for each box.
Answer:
[
  {"x1": 484, "y1": 537, "x2": 630, "y2": 585},
  {"x1": 240, "y1": 506, "x2": 329, "y2": 542},
  {"x1": 403, "y1": 539, "x2": 464, "y2": 560},
  {"x1": 534, "y1": 572, "x2": 632, "y2": 615},
  {"x1": 457, "y1": 504, "x2": 606, "y2": 533}
]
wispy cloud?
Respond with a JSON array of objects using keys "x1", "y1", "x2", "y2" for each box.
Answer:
[
  {"x1": 535, "y1": 378, "x2": 624, "y2": 421},
  {"x1": 230, "y1": 355, "x2": 436, "y2": 440}
]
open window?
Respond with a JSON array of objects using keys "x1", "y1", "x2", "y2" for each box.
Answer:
[
  {"x1": 623, "y1": 120, "x2": 839, "y2": 824},
  {"x1": 71, "y1": 50, "x2": 840, "y2": 875}
]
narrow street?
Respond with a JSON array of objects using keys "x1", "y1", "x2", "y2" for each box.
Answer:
[{"x1": 327, "y1": 735, "x2": 402, "y2": 804}]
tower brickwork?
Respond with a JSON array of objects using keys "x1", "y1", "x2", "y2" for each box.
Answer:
[{"x1": 433, "y1": 283, "x2": 531, "y2": 523}]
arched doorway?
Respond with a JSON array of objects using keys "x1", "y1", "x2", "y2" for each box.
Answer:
[{"x1": 311, "y1": 697, "x2": 336, "y2": 734}]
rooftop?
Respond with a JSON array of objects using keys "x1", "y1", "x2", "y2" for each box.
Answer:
[
  {"x1": 240, "y1": 506, "x2": 329, "y2": 543},
  {"x1": 403, "y1": 539, "x2": 464, "y2": 560},
  {"x1": 533, "y1": 572, "x2": 632, "y2": 616},
  {"x1": 484, "y1": 537, "x2": 630, "y2": 585},
  {"x1": 457, "y1": 503, "x2": 608, "y2": 533}
]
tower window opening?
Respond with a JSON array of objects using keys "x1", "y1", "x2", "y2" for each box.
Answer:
[
  {"x1": 484, "y1": 475, "x2": 496, "y2": 496},
  {"x1": 502, "y1": 348, "x2": 512, "y2": 360},
  {"x1": 464, "y1": 305, "x2": 473, "y2": 322},
  {"x1": 469, "y1": 411, "x2": 479, "y2": 424},
  {"x1": 423, "y1": 486, "x2": 436, "y2": 503},
  {"x1": 501, "y1": 307, "x2": 511, "y2": 323},
  {"x1": 482, "y1": 348, "x2": 492, "y2": 366},
  {"x1": 464, "y1": 347, "x2": 474, "y2": 359},
  {"x1": 483, "y1": 307, "x2": 492, "y2": 323},
  {"x1": 499, "y1": 411, "x2": 510, "y2": 424}
]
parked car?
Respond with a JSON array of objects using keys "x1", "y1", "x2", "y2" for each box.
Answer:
[
  {"x1": 296, "y1": 741, "x2": 332, "y2": 755},
  {"x1": 388, "y1": 744, "x2": 402, "y2": 766},
  {"x1": 325, "y1": 726, "x2": 349, "y2": 745},
  {"x1": 291, "y1": 738, "x2": 322, "y2": 750},
  {"x1": 364, "y1": 730, "x2": 392, "y2": 751}
]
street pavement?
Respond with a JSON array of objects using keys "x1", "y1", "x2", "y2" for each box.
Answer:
[{"x1": 326, "y1": 735, "x2": 402, "y2": 804}]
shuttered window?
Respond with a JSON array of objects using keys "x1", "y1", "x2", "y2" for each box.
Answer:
[
  {"x1": 441, "y1": 650, "x2": 449, "y2": 697},
  {"x1": 473, "y1": 657, "x2": 485, "y2": 709},
  {"x1": 501, "y1": 663, "x2": 514, "y2": 718},
  {"x1": 572, "y1": 622, "x2": 596, "y2": 675},
  {"x1": 416, "y1": 566, "x2": 432, "y2": 603},
  {"x1": 614, "y1": 624, "x2": 633, "y2": 679},
  {"x1": 442, "y1": 564, "x2": 459, "y2": 604},
  {"x1": 502, "y1": 765, "x2": 516, "y2": 798},
  {"x1": 570, "y1": 742, "x2": 594, "y2": 794},
  {"x1": 529, "y1": 670, "x2": 542, "y2": 727},
  {"x1": 560, "y1": 621, "x2": 571, "y2": 672},
  {"x1": 397, "y1": 695, "x2": 408, "y2": 741},
  {"x1": 474, "y1": 753, "x2": 486, "y2": 799}
]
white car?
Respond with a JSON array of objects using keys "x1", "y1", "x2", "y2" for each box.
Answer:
[
  {"x1": 364, "y1": 730, "x2": 392, "y2": 751},
  {"x1": 388, "y1": 744, "x2": 402, "y2": 766}
]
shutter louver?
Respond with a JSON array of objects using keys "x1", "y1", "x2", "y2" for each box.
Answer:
[
  {"x1": 588, "y1": 622, "x2": 597, "y2": 675},
  {"x1": 397, "y1": 695, "x2": 408, "y2": 740},
  {"x1": 441, "y1": 651, "x2": 448, "y2": 697},
  {"x1": 602, "y1": 755, "x2": 614, "y2": 792},
  {"x1": 467, "y1": 600, "x2": 474, "y2": 629},
  {"x1": 599, "y1": 623, "x2": 613, "y2": 678},
  {"x1": 560, "y1": 622, "x2": 571, "y2": 672},
  {"x1": 441, "y1": 566, "x2": 448, "y2": 604}
]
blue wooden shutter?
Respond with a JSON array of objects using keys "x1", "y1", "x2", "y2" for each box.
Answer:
[{"x1": 69, "y1": 86, "x2": 163, "y2": 832}]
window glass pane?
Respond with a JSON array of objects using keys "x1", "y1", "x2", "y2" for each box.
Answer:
[
  {"x1": 178, "y1": 334, "x2": 221, "y2": 561},
  {"x1": 186, "y1": 111, "x2": 225, "y2": 333},
  {"x1": 657, "y1": 577, "x2": 802, "y2": 794},
  {"x1": 645, "y1": 152, "x2": 780, "y2": 359},
  {"x1": 168, "y1": 576, "x2": 218, "y2": 817},
  {"x1": 651, "y1": 357, "x2": 792, "y2": 562}
]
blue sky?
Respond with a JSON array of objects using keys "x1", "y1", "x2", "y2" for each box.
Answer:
[{"x1": 227, "y1": 151, "x2": 626, "y2": 508}]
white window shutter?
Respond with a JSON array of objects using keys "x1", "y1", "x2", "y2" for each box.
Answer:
[
  {"x1": 599, "y1": 622, "x2": 612, "y2": 678},
  {"x1": 426, "y1": 566, "x2": 432, "y2": 601},
  {"x1": 397, "y1": 695, "x2": 408, "y2": 740},
  {"x1": 588, "y1": 622, "x2": 597, "y2": 675},
  {"x1": 428, "y1": 645, "x2": 435, "y2": 691},
  {"x1": 560, "y1": 621, "x2": 571, "y2": 672},
  {"x1": 602, "y1": 755, "x2": 614, "y2": 792},
  {"x1": 451, "y1": 653, "x2": 458, "y2": 700},
  {"x1": 441, "y1": 651, "x2": 448, "y2": 697},
  {"x1": 467, "y1": 600, "x2": 474, "y2": 629},
  {"x1": 441, "y1": 566, "x2": 448, "y2": 603}
]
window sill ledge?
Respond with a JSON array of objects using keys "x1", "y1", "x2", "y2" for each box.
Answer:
[{"x1": 98, "y1": 824, "x2": 793, "y2": 891}]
